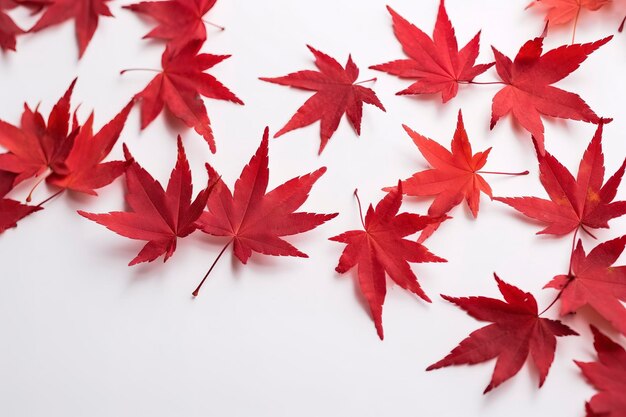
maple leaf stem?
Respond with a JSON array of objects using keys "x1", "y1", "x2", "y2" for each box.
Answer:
[
  {"x1": 568, "y1": 228, "x2": 578, "y2": 276},
  {"x1": 458, "y1": 80, "x2": 505, "y2": 85},
  {"x1": 538, "y1": 290, "x2": 564, "y2": 316},
  {"x1": 571, "y1": 7, "x2": 581, "y2": 44},
  {"x1": 355, "y1": 78, "x2": 377, "y2": 85},
  {"x1": 619, "y1": 15, "x2": 626, "y2": 32},
  {"x1": 202, "y1": 19, "x2": 225, "y2": 31},
  {"x1": 580, "y1": 225, "x2": 597, "y2": 239},
  {"x1": 540, "y1": 228, "x2": 579, "y2": 316},
  {"x1": 192, "y1": 240, "x2": 232, "y2": 297},
  {"x1": 36, "y1": 189, "x2": 64, "y2": 207},
  {"x1": 119, "y1": 68, "x2": 161, "y2": 75},
  {"x1": 353, "y1": 189, "x2": 366, "y2": 228},
  {"x1": 25, "y1": 174, "x2": 49, "y2": 203},
  {"x1": 477, "y1": 170, "x2": 529, "y2": 176}
]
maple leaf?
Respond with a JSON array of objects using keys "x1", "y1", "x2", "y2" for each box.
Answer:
[
  {"x1": 78, "y1": 137, "x2": 213, "y2": 266},
  {"x1": 388, "y1": 110, "x2": 528, "y2": 242},
  {"x1": 576, "y1": 326, "x2": 626, "y2": 417},
  {"x1": 0, "y1": 79, "x2": 77, "y2": 186},
  {"x1": 130, "y1": 40, "x2": 243, "y2": 153},
  {"x1": 0, "y1": 168, "x2": 41, "y2": 233},
  {"x1": 124, "y1": 0, "x2": 218, "y2": 52},
  {"x1": 260, "y1": 46, "x2": 385, "y2": 154},
  {"x1": 329, "y1": 184, "x2": 446, "y2": 340},
  {"x1": 370, "y1": 1, "x2": 494, "y2": 103},
  {"x1": 0, "y1": 0, "x2": 24, "y2": 51},
  {"x1": 427, "y1": 274, "x2": 578, "y2": 393},
  {"x1": 495, "y1": 124, "x2": 626, "y2": 237},
  {"x1": 490, "y1": 36, "x2": 611, "y2": 155},
  {"x1": 46, "y1": 101, "x2": 133, "y2": 195},
  {"x1": 529, "y1": 0, "x2": 610, "y2": 26},
  {"x1": 193, "y1": 127, "x2": 337, "y2": 296},
  {"x1": 29, "y1": 0, "x2": 114, "y2": 58},
  {"x1": 545, "y1": 236, "x2": 626, "y2": 335}
]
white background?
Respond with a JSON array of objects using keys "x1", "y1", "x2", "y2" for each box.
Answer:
[{"x1": 1, "y1": 1, "x2": 625, "y2": 416}]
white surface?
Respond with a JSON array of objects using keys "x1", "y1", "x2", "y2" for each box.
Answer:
[{"x1": 1, "y1": 1, "x2": 625, "y2": 416}]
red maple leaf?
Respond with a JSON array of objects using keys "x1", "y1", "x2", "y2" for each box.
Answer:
[
  {"x1": 427, "y1": 274, "x2": 577, "y2": 393},
  {"x1": 329, "y1": 184, "x2": 445, "y2": 340},
  {"x1": 129, "y1": 41, "x2": 243, "y2": 153},
  {"x1": 193, "y1": 127, "x2": 337, "y2": 296},
  {"x1": 78, "y1": 137, "x2": 213, "y2": 266},
  {"x1": 46, "y1": 101, "x2": 133, "y2": 195},
  {"x1": 29, "y1": 0, "x2": 114, "y2": 58},
  {"x1": 490, "y1": 36, "x2": 611, "y2": 154},
  {"x1": 0, "y1": 0, "x2": 24, "y2": 51},
  {"x1": 0, "y1": 79, "x2": 77, "y2": 186},
  {"x1": 528, "y1": 0, "x2": 611, "y2": 42},
  {"x1": 389, "y1": 110, "x2": 528, "y2": 242},
  {"x1": 124, "y1": 0, "x2": 218, "y2": 52},
  {"x1": 260, "y1": 46, "x2": 385, "y2": 154},
  {"x1": 576, "y1": 326, "x2": 626, "y2": 417},
  {"x1": 546, "y1": 236, "x2": 626, "y2": 335},
  {"x1": 370, "y1": 1, "x2": 493, "y2": 102},
  {"x1": 0, "y1": 169, "x2": 41, "y2": 233},
  {"x1": 495, "y1": 124, "x2": 626, "y2": 237}
]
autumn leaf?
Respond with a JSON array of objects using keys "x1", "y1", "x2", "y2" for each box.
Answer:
[
  {"x1": 427, "y1": 274, "x2": 577, "y2": 393},
  {"x1": 0, "y1": 0, "x2": 24, "y2": 51},
  {"x1": 490, "y1": 36, "x2": 611, "y2": 154},
  {"x1": 29, "y1": 0, "x2": 114, "y2": 58},
  {"x1": 124, "y1": 0, "x2": 218, "y2": 52},
  {"x1": 495, "y1": 124, "x2": 626, "y2": 237},
  {"x1": 389, "y1": 110, "x2": 527, "y2": 242},
  {"x1": 260, "y1": 46, "x2": 385, "y2": 154},
  {"x1": 129, "y1": 40, "x2": 243, "y2": 153},
  {"x1": 46, "y1": 101, "x2": 133, "y2": 195},
  {"x1": 0, "y1": 168, "x2": 41, "y2": 233},
  {"x1": 575, "y1": 326, "x2": 626, "y2": 417},
  {"x1": 545, "y1": 236, "x2": 626, "y2": 335},
  {"x1": 329, "y1": 184, "x2": 445, "y2": 340},
  {"x1": 0, "y1": 79, "x2": 77, "y2": 187},
  {"x1": 370, "y1": 1, "x2": 493, "y2": 102},
  {"x1": 78, "y1": 137, "x2": 213, "y2": 266},
  {"x1": 192, "y1": 127, "x2": 337, "y2": 295}
]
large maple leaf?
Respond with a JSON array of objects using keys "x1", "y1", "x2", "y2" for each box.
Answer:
[
  {"x1": 0, "y1": 0, "x2": 24, "y2": 51},
  {"x1": 545, "y1": 236, "x2": 626, "y2": 335},
  {"x1": 124, "y1": 0, "x2": 217, "y2": 52},
  {"x1": 576, "y1": 326, "x2": 626, "y2": 417},
  {"x1": 490, "y1": 36, "x2": 611, "y2": 154},
  {"x1": 46, "y1": 101, "x2": 133, "y2": 195},
  {"x1": 260, "y1": 46, "x2": 385, "y2": 154},
  {"x1": 495, "y1": 124, "x2": 626, "y2": 237},
  {"x1": 29, "y1": 0, "x2": 114, "y2": 57},
  {"x1": 329, "y1": 184, "x2": 445, "y2": 340},
  {"x1": 370, "y1": 1, "x2": 493, "y2": 103},
  {"x1": 427, "y1": 274, "x2": 578, "y2": 393},
  {"x1": 389, "y1": 110, "x2": 528, "y2": 242},
  {"x1": 78, "y1": 137, "x2": 212, "y2": 265},
  {"x1": 0, "y1": 79, "x2": 77, "y2": 186},
  {"x1": 193, "y1": 128, "x2": 337, "y2": 295},
  {"x1": 131, "y1": 40, "x2": 243, "y2": 153}
]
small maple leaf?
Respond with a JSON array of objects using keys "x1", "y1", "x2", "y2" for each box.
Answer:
[
  {"x1": 193, "y1": 127, "x2": 337, "y2": 295},
  {"x1": 0, "y1": 79, "x2": 77, "y2": 186},
  {"x1": 130, "y1": 40, "x2": 243, "y2": 153},
  {"x1": 427, "y1": 274, "x2": 578, "y2": 393},
  {"x1": 388, "y1": 110, "x2": 528, "y2": 242},
  {"x1": 530, "y1": 0, "x2": 610, "y2": 25},
  {"x1": 260, "y1": 45, "x2": 385, "y2": 154},
  {"x1": 370, "y1": 1, "x2": 494, "y2": 102},
  {"x1": 46, "y1": 101, "x2": 133, "y2": 195},
  {"x1": 495, "y1": 124, "x2": 626, "y2": 237},
  {"x1": 29, "y1": 0, "x2": 114, "y2": 58},
  {"x1": 490, "y1": 36, "x2": 611, "y2": 154},
  {"x1": 546, "y1": 236, "x2": 626, "y2": 335},
  {"x1": 576, "y1": 326, "x2": 626, "y2": 417},
  {"x1": 0, "y1": 0, "x2": 24, "y2": 51},
  {"x1": 78, "y1": 137, "x2": 213, "y2": 266},
  {"x1": 124, "y1": 0, "x2": 218, "y2": 52},
  {"x1": 329, "y1": 184, "x2": 446, "y2": 340}
]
